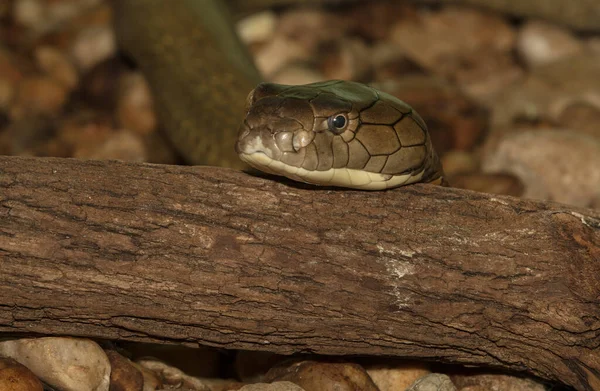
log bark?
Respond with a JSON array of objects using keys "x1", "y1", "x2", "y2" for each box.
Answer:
[{"x1": 0, "y1": 155, "x2": 599, "y2": 390}]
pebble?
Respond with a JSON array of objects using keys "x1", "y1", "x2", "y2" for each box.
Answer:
[
  {"x1": 10, "y1": 75, "x2": 69, "y2": 119},
  {"x1": 448, "y1": 172, "x2": 525, "y2": 197},
  {"x1": 277, "y1": 9, "x2": 347, "y2": 53},
  {"x1": 490, "y1": 53, "x2": 600, "y2": 128},
  {"x1": 136, "y1": 357, "x2": 212, "y2": 391},
  {"x1": 390, "y1": 6, "x2": 515, "y2": 75},
  {"x1": 320, "y1": 37, "x2": 371, "y2": 81},
  {"x1": 116, "y1": 72, "x2": 157, "y2": 136},
  {"x1": 13, "y1": 0, "x2": 45, "y2": 30},
  {"x1": 407, "y1": 373, "x2": 456, "y2": 391},
  {"x1": 130, "y1": 361, "x2": 162, "y2": 390},
  {"x1": 237, "y1": 11, "x2": 277, "y2": 45},
  {"x1": 106, "y1": 350, "x2": 144, "y2": 391},
  {"x1": 555, "y1": 101, "x2": 600, "y2": 140},
  {"x1": 0, "y1": 47, "x2": 23, "y2": 111},
  {"x1": 34, "y1": 45, "x2": 79, "y2": 90},
  {"x1": 57, "y1": 112, "x2": 114, "y2": 154},
  {"x1": 0, "y1": 337, "x2": 111, "y2": 391},
  {"x1": 370, "y1": 42, "x2": 420, "y2": 82},
  {"x1": 482, "y1": 128, "x2": 600, "y2": 207},
  {"x1": 254, "y1": 35, "x2": 312, "y2": 79},
  {"x1": 451, "y1": 373, "x2": 546, "y2": 391},
  {"x1": 78, "y1": 129, "x2": 147, "y2": 162},
  {"x1": 440, "y1": 150, "x2": 479, "y2": 176},
  {"x1": 345, "y1": 2, "x2": 416, "y2": 41},
  {"x1": 264, "y1": 360, "x2": 379, "y2": 391},
  {"x1": 270, "y1": 64, "x2": 325, "y2": 85},
  {"x1": 516, "y1": 21, "x2": 584, "y2": 68},
  {"x1": 0, "y1": 357, "x2": 43, "y2": 391},
  {"x1": 71, "y1": 25, "x2": 116, "y2": 71},
  {"x1": 366, "y1": 363, "x2": 431, "y2": 391},
  {"x1": 238, "y1": 382, "x2": 306, "y2": 391}
]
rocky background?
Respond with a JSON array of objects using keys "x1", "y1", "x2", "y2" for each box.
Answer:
[{"x1": 0, "y1": 0, "x2": 598, "y2": 390}]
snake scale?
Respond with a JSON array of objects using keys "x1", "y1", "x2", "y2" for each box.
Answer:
[{"x1": 113, "y1": 0, "x2": 445, "y2": 189}]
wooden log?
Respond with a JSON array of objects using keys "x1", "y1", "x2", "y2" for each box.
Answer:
[{"x1": 0, "y1": 156, "x2": 598, "y2": 390}]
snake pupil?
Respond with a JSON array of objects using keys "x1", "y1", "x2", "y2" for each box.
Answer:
[{"x1": 328, "y1": 114, "x2": 347, "y2": 134}]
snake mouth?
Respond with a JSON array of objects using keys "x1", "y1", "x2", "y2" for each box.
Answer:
[{"x1": 238, "y1": 151, "x2": 424, "y2": 190}]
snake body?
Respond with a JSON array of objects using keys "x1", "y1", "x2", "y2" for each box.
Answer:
[
  {"x1": 236, "y1": 80, "x2": 444, "y2": 189},
  {"x1": 113, "y1": 0, "x2": 444, "y2": 189}
]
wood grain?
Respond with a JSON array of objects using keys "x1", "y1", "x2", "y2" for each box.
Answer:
[{"x1": 0, "y1": 156, "x2": 598, "y2": 390}]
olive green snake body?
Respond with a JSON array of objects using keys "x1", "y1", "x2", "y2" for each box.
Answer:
[{"x1": 113, "y1": 0, "x2": 445, "y2": 189}]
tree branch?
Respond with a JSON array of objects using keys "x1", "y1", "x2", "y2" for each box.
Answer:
[{"x1": 0, "y1": 156, "x2": 598, "y2": 390}]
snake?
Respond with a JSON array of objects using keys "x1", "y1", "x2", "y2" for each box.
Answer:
[{"x1": 112, "y1": 0, "x2": 445, "y2": 189}]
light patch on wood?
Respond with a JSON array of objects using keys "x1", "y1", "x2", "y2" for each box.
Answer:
[
  {"x1": 570, "y1": 211, "x2": 600, "y2": 229},
  {"x1": 489, "y1": 197, "x2": 509, "y2": 205},
  {"x1": 377, "y1": 243, "x2": 415, "y2": 309},
  {"x1": 376, "y1": 243, "x2": 415, "y2": 258}
]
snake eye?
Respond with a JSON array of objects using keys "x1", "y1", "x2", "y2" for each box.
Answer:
[{"x1": 327, "y1": 114, "x2": 348, "y2": 134}]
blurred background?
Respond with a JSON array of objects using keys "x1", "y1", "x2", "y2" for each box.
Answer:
[{"x1": 0, "y1": 0, "x2": 599, "y2": 208}]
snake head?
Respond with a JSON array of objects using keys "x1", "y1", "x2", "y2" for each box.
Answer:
[{"x1": 236, "y1": 80, "x2": 443, "y2": 190}]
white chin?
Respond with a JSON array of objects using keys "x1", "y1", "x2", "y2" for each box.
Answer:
[{"x1": 238, "y1": 152, "x2": 424, "y2": 190}]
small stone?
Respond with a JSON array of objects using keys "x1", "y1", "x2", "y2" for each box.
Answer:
[
  {"x1": 482, "y1": 129, "x2": 600, "y2": 207},
  {"x1": 517, "y1": 21, "x2": 584, "y2": 68},
  {"x1": 366, "y1": 363, "x2": 431, "y2": 391},
  {"x1": 320, "y1": 37, "x2": 371, "y2": 81},
  {"x1": 124, "y1": 343, "x2": 222, "y2": 378},
  {"x1": 451, "y1": 373, "x2": 546, "y2": 391},
  {"x1": 10, "y1": 76, "x2": 69, "y2": 119},
  {"x1": 136, "y1": 357, "x2": 212, "y2": 391},
  {"x1": 130, "y1": 362, "x2": 162, "y2": 390},
  {"x1": 34, "y1": 45, "x2": 79, "y2": 90},
  {"x1": 453, "y1": 51, "x2": 524, "y2": 102},
  {"x1": 13, "y1": 0, "x2": 45, "y2": 29},
  {"x1": 238, "y1": 381, "x2": 306, "y2": 391},
  {"x1": 588, "y1": 37, "x2": 600, "y2": 54},
  {"x1": 390, "y1": 6, "x2": 515, "y2": 75},
  {"x1": 556, "y1": 101, "x2": 600, "y2": 140},
  {"x1": 448, "y1": 172, "x2": 524, "y2": 197},
  {"x1": 490, "y1": 53, "x2": 600, "y2": 128},
  {"x1": 254, "y1": 36, "x2": 312, "y2": 79},
  {"x1": 277, "y1": 9, "x2": 347, "y2": 53},
  {"x1": 265, "y1": 360, "x2": 379, "y2": 391},
  {"x1": 344, "y1": 2, "x2": 416, "y2": 41},
  {"x1": 3, "y1": 115, "x2": 56, "y2": 156},
  {"x1": 0, "y1": 357, "x2": 44, "y2": 391},
  {"x1": 237, "y1": 11, "x2": 277, "y2": 45},
  {"x1": 0, "y1": 337, "x2": 111, "y2": 391},
  {"x1": 71, "y1": 25, "x2": 116, "y2": 71},
  {"x1": 106, "y1": 350, "x2": 143, "y2": 391},
  {"x1": 116, "y1": 72, "x2": 157, "y2": 136},
  {"x1": 0, "y1": 48, "x2": 23, "y2": 111},
  {"x1": 441, "y1": 150, "x2": 479, "y2": 176},
  {"x1": 370, "y1": 42, "x2": 420, "y2": 83},
  {"x1": 407, "y1": 373, "x2": 456, "y2": 391},
  {"x1": 78, "y1": 129, "x2": 147, "y2": 162},
  {"x1": 270, "y1": 64, "x2": 325, "y2": 85},
  {"x1": 57, "y1": 112, "x2": 114, "y2": 154}
]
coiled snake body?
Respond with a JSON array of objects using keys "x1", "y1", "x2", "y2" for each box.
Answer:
[{"x1": 236, "y1": 80, "x2": 445, "y2": 190}]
